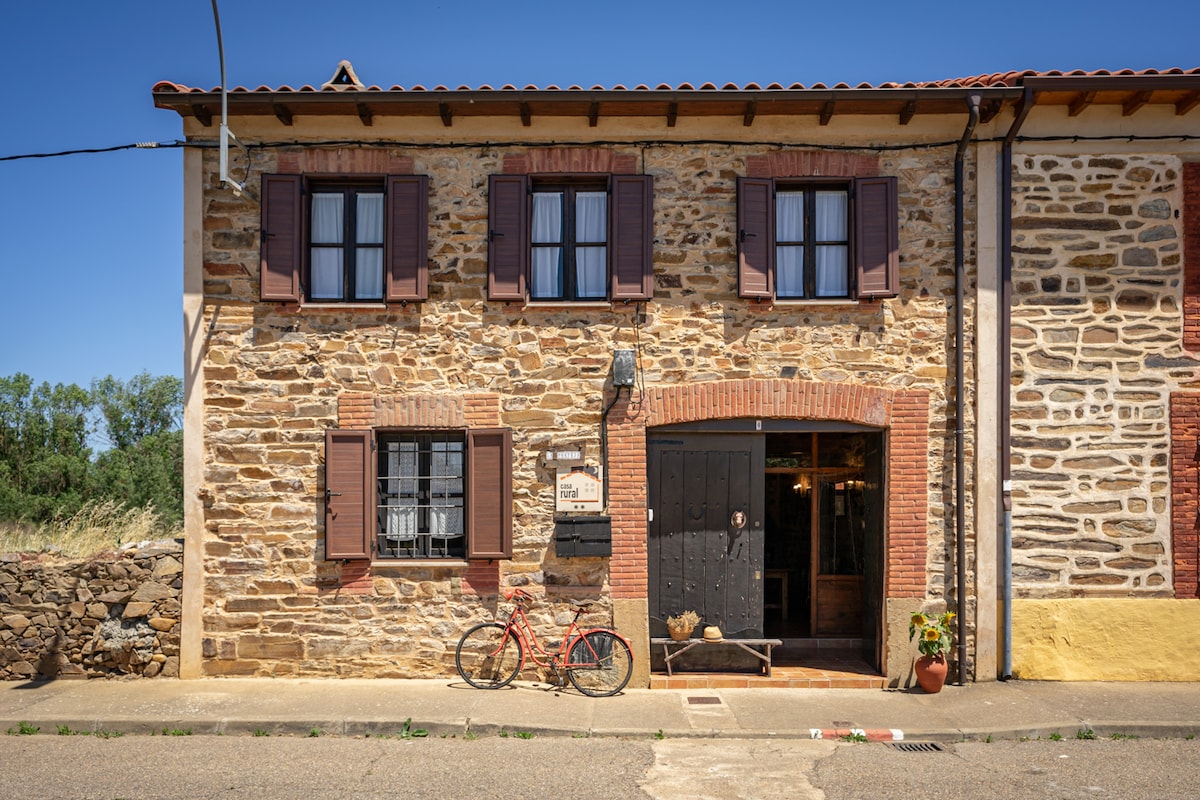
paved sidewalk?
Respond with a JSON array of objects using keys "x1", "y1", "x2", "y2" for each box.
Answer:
[{"x1": 1, "y1": 678, "x2": 1197, "y2": 741}]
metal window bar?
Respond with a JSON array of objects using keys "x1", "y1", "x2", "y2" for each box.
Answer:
[{"x1": 377, "y1": 434, "x2": 465, "y2": 558}]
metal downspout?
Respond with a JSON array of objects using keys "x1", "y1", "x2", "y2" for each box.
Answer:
[
  {"x1": 999, "y1": 86, "x2": 1035, "y2": 680},
  {"x1": 955, "y1": 93, "x2": 981, "y2": 685}
]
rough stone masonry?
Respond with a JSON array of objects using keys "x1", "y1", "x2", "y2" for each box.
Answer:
[{"x1": 0, "y1": 541, "x2": 183, "y2": 680}]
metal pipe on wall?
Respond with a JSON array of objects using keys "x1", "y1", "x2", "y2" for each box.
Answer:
[
  {"x1": 954, "y1": 92, "x2": 981, "y2": 685},
  {"x1": 998, "y1": 85, "x2": 1036, "y2": 679}
]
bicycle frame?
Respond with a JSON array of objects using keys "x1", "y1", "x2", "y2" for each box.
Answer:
[{"x1": 497, "y1": 589, "x2": 629, "y2": 674}]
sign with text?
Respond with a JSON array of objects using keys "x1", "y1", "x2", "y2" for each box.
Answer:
[{"x1": 555, "y1": 466, "x2": 603, "y2": 512}]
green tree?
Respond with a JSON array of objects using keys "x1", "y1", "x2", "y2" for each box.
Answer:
[
  {"x1": 0, "y1": 372, "x2": 184, "y2": 529},
  {"x1": 91, "y1": 373, "x2": 182, "y2": 450},
  {"x1": 0, "y1": 373, "x2": 93, "y2": 521},
  {"x1": 88, "y1": 374, "x2": 184, "y2": 526}
]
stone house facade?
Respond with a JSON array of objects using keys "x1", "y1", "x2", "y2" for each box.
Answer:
[{"x1": 153, "y1": 65, "x2": 1200, "y2": 686}]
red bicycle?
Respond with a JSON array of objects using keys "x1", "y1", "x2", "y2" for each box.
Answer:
[{"x1": 455, "y1": 588, "x2": 634, "y2": 697}]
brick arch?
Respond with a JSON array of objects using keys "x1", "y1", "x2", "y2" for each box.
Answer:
[{"x1": 607, "y1": 379, "x2": 929, "y2": 602}]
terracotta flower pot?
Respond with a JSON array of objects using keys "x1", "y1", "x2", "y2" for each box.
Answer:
[{"x1": 914, "y1": 654, "x2": 948, "y2": 693}]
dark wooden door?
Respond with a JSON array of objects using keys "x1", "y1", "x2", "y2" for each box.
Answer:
[
  {"x1": 860, "y1": 435, "x2": 885, "y2": 669},
  {"x1": 648, "y1": 434, "x2": 765, "y2": 637}
]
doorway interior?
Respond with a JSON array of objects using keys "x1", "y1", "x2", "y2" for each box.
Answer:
[
  {"x1": 647, "y1": 422, "x2": 885, "y2": 672},
  {"x1": 763, "y1": 430, "x2": 883, "y2": 642}
]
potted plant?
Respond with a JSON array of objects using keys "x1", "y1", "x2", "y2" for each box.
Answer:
[
  {"x1": 909, "y1": 610, "x2": 956, "y2": 693},
  {"x1": 666, "y1": 610, "x2": 700, "y2": 641}
]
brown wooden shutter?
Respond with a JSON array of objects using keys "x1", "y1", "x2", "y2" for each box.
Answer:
[
  {"x1": 385, "y1": 175, "x2": 429, "y2": 302},
  {"x1": 466, "y1": 428, "x2": 512, "y2": 560},
  {"x1": 487, "y1": 175, "x2": 528, "y2": 301},
  {"x1": 324, "y1": 428, "x2": 373, "y2": 560},
  {"x1": 737, "y1": 177, "x2": 773, "y2": 299},
  {"x1": 609, "y1": 175, "x2": 654, "y2": 301},
  {"x1": 260, "y1": 174, "x2": 303, "y2": 302},
  {"x1": 854, "y1": 176, "x2": 899, "y2": 299}
]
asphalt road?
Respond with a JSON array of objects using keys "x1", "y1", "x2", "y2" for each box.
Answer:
[{"x1": 1, "y1": 733, "x2": 1197, "y2": 799}]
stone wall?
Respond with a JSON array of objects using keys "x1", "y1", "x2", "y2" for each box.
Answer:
[
  {"x1": 194, "y1": 140, "x2": 971, "y2": 677},
  {"x1": 0, "y1": 541, "x2": 182, "y2": 680},
  {"x1": 1010, "y1": 153, "x2": 1193, "y2": 595}
]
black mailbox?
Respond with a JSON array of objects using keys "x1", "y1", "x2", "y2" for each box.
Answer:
[{"x1": 554, "y1": 516, "x2": 612, "y2": 558}]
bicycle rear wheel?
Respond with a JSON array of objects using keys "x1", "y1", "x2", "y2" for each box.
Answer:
[
  {"x1": 456, "y1": 622, "x2": 522, "y2": 689},
  {"x1": 566, "y1": 630, "x2": 632, "y2": 697}
]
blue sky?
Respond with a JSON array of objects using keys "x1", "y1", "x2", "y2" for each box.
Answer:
[{"x1": 1, "y1": 0, "x2": 1197, "y2": 391}]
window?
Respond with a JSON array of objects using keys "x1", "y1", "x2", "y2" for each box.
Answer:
[
  {"x1": 260, "y1": 174, "x2": 429, "y2": 303},
  {"x1": 310, "y1": 183, "x2": 385, "y2": 301},
  {"x1": 324, "y1": 427, "x2": 512, "y2": 561},
  {"x1": 376, "y1": 432, "x2": 465, "y2": 558},
  {"x1": 737, "y1": 176, "x2": 899, "y2": 301},
  {"x1": 488, "y1": 174, "x2": 653, "y2": 302},
  {"x1": 531, "y1": 183, "x2": 608, "y2": 300}
]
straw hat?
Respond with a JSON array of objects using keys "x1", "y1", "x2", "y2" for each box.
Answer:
[{"x1": 702, "y1": 625, "x2": 723, "y2": 643}]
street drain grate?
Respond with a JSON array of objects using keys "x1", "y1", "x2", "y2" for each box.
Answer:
[
  {"x1": 887, "y1": 741, "x2": 946, "y2": 753},
  {"x1": 687, "y1": 697, "x2": 722, "y2": 705}
]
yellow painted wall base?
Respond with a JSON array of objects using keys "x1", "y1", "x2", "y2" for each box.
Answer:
[{"x1": 1011, "y1": 599, "x2": 1200, "y2": 681}]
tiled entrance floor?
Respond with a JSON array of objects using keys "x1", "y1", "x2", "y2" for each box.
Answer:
[{"x1": 649, "y1": 640, "x2": 886, "y2": 689}]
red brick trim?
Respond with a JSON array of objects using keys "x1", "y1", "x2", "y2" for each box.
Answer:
[
  {"x1": 1184, "y1": 164, "x2": 1200, "y2": 352},
  {"x1": 462, "y1": 562, "x2": 500, "y2": 596},
  {"x1": 503, "y1": 148, "x2": 638, "y2": 175},
  {"x1": 607, "y1": 379, "x2": 930, "y2": 601},
  {"x1": 886, "y1": 390, "x2": 931, "y2": 599},
  {"x1": 336, "y1": 393, "x2": 501, "y2": 428},
  {"x1": 335, "y1": 561, "x2": 375, "y2": 595},
  {"x1": 277, "y1": 149, "x2": 415, "y2": 175},
  {"x1": 746, "y1": 151, "x2": 880, "y2": 179},
  {"x1": 1171, "y1": 392, "x2": 1200, "y2": 598},
  {"x1": 337, "y1": 393, "x2": 375, "y2": 428}
]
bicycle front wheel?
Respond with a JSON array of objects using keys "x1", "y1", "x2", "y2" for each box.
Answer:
[
  {"x1": 566, "y1": 630, "x2": 632, "y2": 697},
  {"x1": 456, "y1": 622, "x2": 522, "y2": 689}
]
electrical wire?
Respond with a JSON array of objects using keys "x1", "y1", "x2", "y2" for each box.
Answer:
[
  {"x1": 0, "y1": 140, "x2": 190, "y2": 162},
  {"x1": 5, "y1": 131, "x2": 1198, "y2": 164}
]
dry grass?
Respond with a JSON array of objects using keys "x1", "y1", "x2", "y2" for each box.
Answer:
[{"x1": 0, "y1": 500, "x2": 182, "y2": 557}]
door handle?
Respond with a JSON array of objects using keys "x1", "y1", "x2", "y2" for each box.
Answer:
[{"x1": 325, "y1": 489, "x2": 342, "y2": 503}]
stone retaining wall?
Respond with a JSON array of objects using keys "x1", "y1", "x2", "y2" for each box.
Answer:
[{"x1": 0, "y1": 541, "x2": 183, "y2": 680}]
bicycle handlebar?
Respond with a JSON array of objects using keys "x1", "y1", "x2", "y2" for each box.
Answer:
[{"x1": 504, "y1": 588, "x2": 593, "y2": 615}]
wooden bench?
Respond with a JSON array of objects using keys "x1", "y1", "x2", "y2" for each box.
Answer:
[{"x1": 651, "y1": 637, "x2": 784, "y2": 677}]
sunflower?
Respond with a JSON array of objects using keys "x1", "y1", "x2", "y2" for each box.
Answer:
[
  {"x1": 910, "y1": 612, "x2": 927, "y2": 627},
  {"x1": 924, "y1": 627, "x2": 940, "y2": 642}
]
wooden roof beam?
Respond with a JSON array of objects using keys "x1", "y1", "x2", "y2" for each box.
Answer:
[
  {"x1": 820, "y1": 99, "x2": 835, "y2": 126},
  {"x1": 588, "y1": 101, "x2": 599, "y2": 127},
  {"x1": 1123, "y1": 90, "x2": 1153, "y2": 116},
  {"x1": 899, "y1": 99, "x2": 918, "y2": 125},
  {"x1": 272, "y1": 104, "x2": 293, "y2": 126},
  {"x1": 1178, "y1": 90, "x2": 1200, "y2": 116},
  {"x1": 191, "y1": 104, "x2": 212, "y2": 127},
  {"x1": 1068, "y1": 91, "x2": 1095, "y2": 117},
  {"x1": 667, "y1": 101, "x2": 678, "y2": 128},
  {"x1": 356, "y1": 103, "x2": 373, "y2": 127},
  {"x1": 519, "y1": 102, "x2": 531, "y2": 127},
  {"x1": 743, "y1": 100, "x2": 756, "y2": 127},
  {"x1": 439, "y1": 102, "x2": 453, "y2": 127}
]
